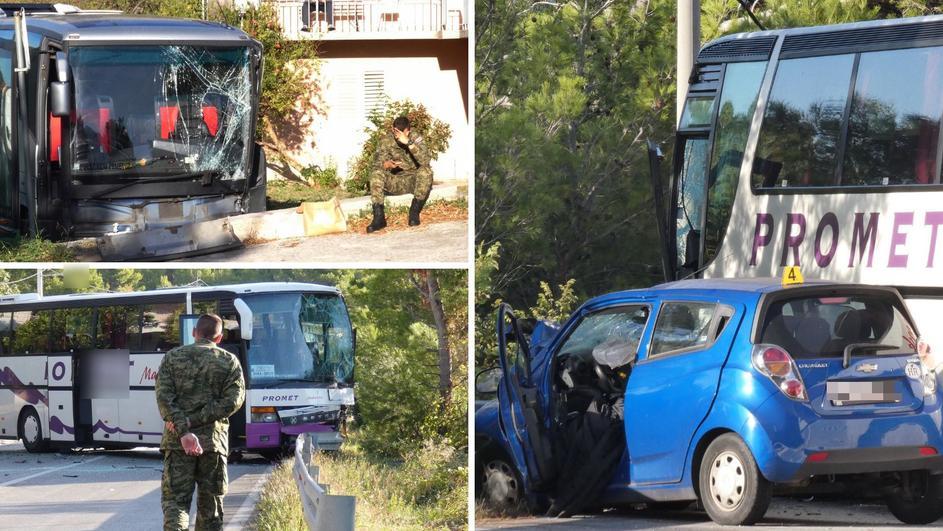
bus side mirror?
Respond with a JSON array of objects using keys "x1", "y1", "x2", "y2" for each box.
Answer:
[
  {"x1": 50, "y1": 82, "x2": 71, "y2": 117},
  {"x1": 179, "y1": 314, "x2": 200, "y2": 346},
  {"x1": 684, "y1": 229, "x2": 701, "y2": 268},
  {"x1": 234, "y1": 298, "x2": 253, "y2": 340}
]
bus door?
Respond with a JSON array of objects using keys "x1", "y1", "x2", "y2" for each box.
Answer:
[
  {"x1": 0, "y1": 28, "x2": 20, "y2": 235},
  {"x1": 73, "y1": 349, "x2": 130, "y2": 444},
  {"x1": 47, "y1": 354, "x2": 75, "y2": 443}
]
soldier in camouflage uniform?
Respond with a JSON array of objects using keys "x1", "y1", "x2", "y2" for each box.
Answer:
[
  {"x1": 155, "y1": 314, "x2": 246, "y2": 531},
  {"x1": 366, "y1": 115, "x2": 434, "y2": 233}
]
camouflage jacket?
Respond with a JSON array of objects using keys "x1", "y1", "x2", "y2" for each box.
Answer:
[
  {"x1": 373, "y1": 130, "x2": 433, "y2": 173},
  {"x1": 155, "y1": 339, "x2": 245, "y2": 454}
]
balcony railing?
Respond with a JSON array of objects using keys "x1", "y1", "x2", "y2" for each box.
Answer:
[{"x1": 269, "y1": 0, "x2": 467, "y2": 39}]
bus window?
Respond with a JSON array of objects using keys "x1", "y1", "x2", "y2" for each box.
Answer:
[
  {"x1": 96, "y1": 305, "x2": 142, "y2": 351},
  {"x1": 680, "y1": 96, "x2": 715, "y2": 128},
  {"x1": 842, "y1": 47, "x2": 943, "y2": 186},
  {"x1": 753, "y1": 54, "x2": 855, "y2": 189},
  {"x1": 141, "y1": 302, "x2": 185, "y2": 352},
  {"x1": 704, "y1": 61, "x2": 767, "y2": 263},
  {"x1": 13, "y1": 311, "x2": 50, "y2": 354},
  {"x1": 50, "y1": 308, "x2": 95, "y2": 352},
  {"x1": 0, "y1": 312, "x2": 11, "y2": 355}
]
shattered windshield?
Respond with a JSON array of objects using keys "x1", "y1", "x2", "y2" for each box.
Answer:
[
  {"x1": 244, "y1": 293, "x2": 355, "y2": 386},
  {"x1": 68, "y1": 45, "x2": 252, "y2": 183}
]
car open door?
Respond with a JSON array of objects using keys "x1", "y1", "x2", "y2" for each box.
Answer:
[{"x1": 496, "y1": 303, "x2": 555, "y2": 493}]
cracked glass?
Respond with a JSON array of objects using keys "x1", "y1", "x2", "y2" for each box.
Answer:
[{"x1": 68, "y1": 45, "x2": 252, "y2": 184}]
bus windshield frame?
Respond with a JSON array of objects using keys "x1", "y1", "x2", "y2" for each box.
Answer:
[
  {"x1": 242, "y1": 292, "x2": 355, "y2": 388},
  {"x1": 65, "y1": 44, "x2": 254, "y2": 187}
]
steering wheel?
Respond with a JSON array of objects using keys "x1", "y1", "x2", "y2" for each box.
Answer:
[{"x1": 594, "y1": 362, "x2": 617, "y2": 395}]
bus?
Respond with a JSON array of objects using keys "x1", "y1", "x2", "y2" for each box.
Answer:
[
  {"x1": 0, "y1": 282, "x2": 355, "y2": 457},
  {"x1": 655, "y1": 14, "x2": 943, "y2": 354},
  {"x1": 0, "y1": 4, "x2": 266, "y2": 259}
]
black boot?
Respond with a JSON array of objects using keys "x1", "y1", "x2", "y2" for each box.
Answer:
[
  {"x1": 408, "y1": 197, "x2": 427, "y2": 226},
  {"x1": 366, "y1": 203, "x2": 387, "y2": 233}
]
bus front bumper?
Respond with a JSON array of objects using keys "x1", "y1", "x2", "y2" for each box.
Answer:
[{"x1": 246, "y1": 422, "x2": 343, "y2": 451}]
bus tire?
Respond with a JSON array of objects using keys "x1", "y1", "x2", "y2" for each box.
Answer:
[
  {"x1": 886, "y1": 471, "x2": 943, "y2": 524},
  {"x1": 698, "y1": 433, "x2": 770, "y2": 526},
  {"x1": 19, "y1": 408, "x2": 49, "y2": 453}
]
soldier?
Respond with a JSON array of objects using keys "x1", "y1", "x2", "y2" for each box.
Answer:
[
  {"x1": 366, "y1": 115, "x2": 434, "y2": 233},
  {"x1": 156, "y1": 314, "x2": 246, "y2": 531}
]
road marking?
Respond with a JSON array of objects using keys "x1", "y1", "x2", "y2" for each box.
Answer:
[
  {"x1": 224, "y1": 465, "x2": 273, "y2": 531},
  {"x1": 0, "y1": 455, "x2": 106, "y2": 487}
]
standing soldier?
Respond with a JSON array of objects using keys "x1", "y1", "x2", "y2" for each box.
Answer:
[
  {"x1": 156, "y1": 314, "x2": 246, "y2": 531},
  {"x1": 366, "y1": 115, "x2": 434, "y2": 233}
]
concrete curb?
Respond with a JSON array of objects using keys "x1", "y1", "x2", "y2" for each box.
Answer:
[{"x1": 64, "y1": 182, "x2": 466, "y2": 262}]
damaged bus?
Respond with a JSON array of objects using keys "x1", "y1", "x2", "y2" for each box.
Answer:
[
  {"x1": 0, "y1": 5, "x2": 265, "y2": 259},
  {"x1": 0, "y1": 282, "x2": 355, "y2": 457}
]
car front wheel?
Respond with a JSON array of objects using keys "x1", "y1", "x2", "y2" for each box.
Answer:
[
  {"x1": 481, "y1": 458, "x2": 523, "y2": 511},
  {"x1": 886, "y1": 471, "x2": 943, "y2": 525},
  {"x1": 698, "y1": 433, "x2": 771, "y2": 526}
]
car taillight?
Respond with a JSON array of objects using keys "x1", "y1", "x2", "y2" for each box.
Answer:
[{"x1": 752, "y1": 344, "x2": 808, "y2": 401}]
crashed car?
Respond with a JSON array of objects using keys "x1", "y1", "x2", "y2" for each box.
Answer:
[{"x1": 475, "y1": 278, "x2": 943, "y2": 525}]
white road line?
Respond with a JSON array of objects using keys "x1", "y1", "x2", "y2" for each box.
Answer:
[
  {"x1": 0, "y1": 455, "x2": 106, "y2": 487},
  {"x1": 224, "y1": 465, "x2": 274, "y2": 531}
]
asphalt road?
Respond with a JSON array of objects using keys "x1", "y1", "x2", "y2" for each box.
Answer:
[
  {"x1": 477, "y1": 498, "x2": 932, "y2": 530},
  {"x1": 201, "y1": 220, "x2": 468, "y2": 263},
  {"x1": 0, "y1": 440, "x2": 272, "y2": 531}
]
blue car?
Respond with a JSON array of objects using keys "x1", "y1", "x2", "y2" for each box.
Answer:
[{"x1": 475, "y1": 278, "x2": 943, "y2": 525}]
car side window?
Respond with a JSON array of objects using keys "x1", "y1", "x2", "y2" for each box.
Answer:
[
  {"x1": 649, "y1": 302, "x2": 718, "y2": 357},
  {"x1": 558, "y1": 305, "x2": 650, "y2": 367}
]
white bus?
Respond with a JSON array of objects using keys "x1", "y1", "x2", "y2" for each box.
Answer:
[
  {"x1": 0, "y1": 282, "x2": 355, "y2": 456},
  {"x1": 656, "y1": 14, "x2": 943, "y2": 351}
]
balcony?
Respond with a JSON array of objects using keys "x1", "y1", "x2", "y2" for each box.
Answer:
[{"x1": 268, "y1": 0, "x2": 468, "y2": 40}]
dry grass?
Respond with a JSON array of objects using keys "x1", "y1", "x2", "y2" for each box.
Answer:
[
  {"x1": 347, "y1": 199, "x2": 468, "y2": 234},
  {"x1": 254, "y1": 459, "x2": 306, "y2": 531}
]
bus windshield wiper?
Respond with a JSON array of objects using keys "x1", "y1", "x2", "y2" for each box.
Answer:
[{"x1": 89, "y1": 170, "x2": 221, "y2": 200}]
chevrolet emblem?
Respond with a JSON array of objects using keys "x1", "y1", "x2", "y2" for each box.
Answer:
[{"x1": 856, "y1": 362, "x2": 879, "y2": 373}]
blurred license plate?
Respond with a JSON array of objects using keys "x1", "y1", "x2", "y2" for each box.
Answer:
[{"x1": 827, "y1": 380, "x2": 901, "y2": 406}]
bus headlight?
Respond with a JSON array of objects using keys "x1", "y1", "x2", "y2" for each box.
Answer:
[{"x1": 250, "y1": 406, "x2": 278, "y2": 423}]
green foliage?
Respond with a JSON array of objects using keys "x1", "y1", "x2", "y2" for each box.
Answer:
[
  {"x1": 347, "y1": 101, "x2": 452, "y2": 194},
  {"x1": 529, "y1": 279, "x2": 578, "y2": 323},
  {"x1": 300, "y1": 163, "x2": 340, "y2": 189},
  {"x1": 0, "y1": 237, "x2": 74, "y2": 262},
  {"x1": 265, "y1": 180, "x2": 339, "y2": 210}
]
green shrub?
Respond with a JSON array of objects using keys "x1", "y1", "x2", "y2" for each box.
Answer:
[
  {"x1": 347, "y1": 101, "x2": 452, "y2": 194},
  {"x1": 301, "y1": 164, "x2": 340, "y2": 189}
]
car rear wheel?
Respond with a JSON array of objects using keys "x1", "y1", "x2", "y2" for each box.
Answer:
[
  {"x1": 481, "y1": 458, "x2": 523, "y2": 510},
  {"x1": 19, "y1": 408, "x2": 49, "y2": 453},
  {"x1": 698, "y1": 434, "x2": 771, "y2": 526},
  {"x1": 886, "y1": 471, "x2": 943, "y2": 525}
]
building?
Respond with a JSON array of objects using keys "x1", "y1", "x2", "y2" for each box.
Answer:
[{"x1": 267, "y1": 0, "x2": 469, "y2": 184}]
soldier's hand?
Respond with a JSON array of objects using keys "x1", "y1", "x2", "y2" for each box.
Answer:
[
  {"x1": 392, "y1": 127, "x2": 409, "y2": 145},
  {"x1": 383, "y1": 160, "x2": 402, "y2": 170},
  {"x1": 165, "y1": 421, "x2": 176, "y2": 433},
  {"x1": 181, "y1": 433, "x2": 203, "y2": 456}
]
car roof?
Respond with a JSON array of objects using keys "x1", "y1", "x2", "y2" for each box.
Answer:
[{"x1": 581, "y1": 277, "x2": 864, "y2": 309}]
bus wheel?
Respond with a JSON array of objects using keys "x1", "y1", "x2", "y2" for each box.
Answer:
[
  {"x1": 481, "y1": 458, "x2": 523, "y2": 511},
  {"x1": 698, "y1": 434, "x2": 770, "y2": 526},
  {"x1": 886, "y1": 471, "x2": 943, "y2": 524},
  {"x1": 19, "y1": 408, "x2": 49, "y2": 453}
]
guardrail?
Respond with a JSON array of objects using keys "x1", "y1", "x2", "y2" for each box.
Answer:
[{"x1": 292, "y1": 433, "x2": 356, "y2": 531}]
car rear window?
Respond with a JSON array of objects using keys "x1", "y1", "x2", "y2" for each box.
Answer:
[{"x1": 758, "y1": 293, "x2": 917, "y2": 359}]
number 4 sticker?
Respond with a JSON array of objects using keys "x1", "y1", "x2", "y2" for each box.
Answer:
[{"x1": 782, "y1": 266, "x2": 804, "y2": 286}]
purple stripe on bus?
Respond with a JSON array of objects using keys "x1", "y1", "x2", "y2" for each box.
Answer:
[
  {"x1": 0, "y1": 366, "x2": 49, "y2": 406},
  {"x1": 246, "y1": 422, "x2": 281, "y2": 448},
  {"x1": 49, "y1": 415, "x2": 75, "y2": 435},
  {"x1": 91, "y1": 420, "x2": 162, "y2": 437}
]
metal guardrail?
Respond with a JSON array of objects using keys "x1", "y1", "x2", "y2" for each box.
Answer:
[{"x1": 292, "y1": 433, "x2": 356, "y2": 531}]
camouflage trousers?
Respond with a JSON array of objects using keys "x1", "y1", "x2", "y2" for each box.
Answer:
[
  {"x1": 161, "y1": 450, "x2": 228, "y2": 531},
  {"x1": 370, "y1": 166, "x2": 434, "y2": 205}
]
